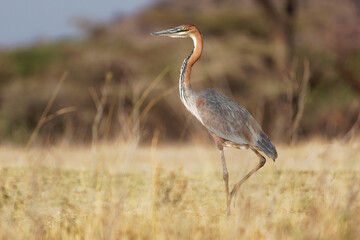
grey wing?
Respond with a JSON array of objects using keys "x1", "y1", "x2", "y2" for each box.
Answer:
[{"x1": 196, "y1": 88, "x2": 277, "y2": 159}]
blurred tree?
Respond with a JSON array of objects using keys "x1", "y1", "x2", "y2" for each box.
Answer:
[
  {"x1": 255, "y1": 0, "x2": 298, "y2": 71},
  {"x1": 254, "y1": 0, "x2": 307, "y2": 142},
  {"x1": 334, "y1": 0, "x2": 360, "y2": 94}
]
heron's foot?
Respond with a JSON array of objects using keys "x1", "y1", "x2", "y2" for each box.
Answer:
[
  {"x1": 232, "y1": 192, "x2": 237, "y2": 208},
  {"x1": 230, "y1": 189, "x2": 237, "y2": 202},
  {"x1": 224, "y1": 199, "x2": 231, "y2": 215},
  {"x1": 226, "y1": 207, "x2": 231, "y2": 216},
  {"x1": 225, "y1": 195, "x2": 231, "y2": 215},
  {"x1": 230, "y1": 188, "x2": 241, "y2": 208}
]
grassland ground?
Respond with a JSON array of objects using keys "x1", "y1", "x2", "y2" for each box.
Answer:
[{"x1": 0, "y1": 139, "x2": 359, "y2": 239}]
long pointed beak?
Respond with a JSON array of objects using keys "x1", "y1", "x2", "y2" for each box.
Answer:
[{"x1": 151, "y1": 27, "x2": 178, "y2": 36}]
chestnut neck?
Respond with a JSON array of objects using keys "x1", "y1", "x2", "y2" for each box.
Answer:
[{"x1": 179, "y1": 29, "x2": 203, "y2": 100}]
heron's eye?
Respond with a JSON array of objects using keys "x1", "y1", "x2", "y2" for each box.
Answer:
[{"x1": 177, "y1": 27, "x2": 187, "y2": 32}]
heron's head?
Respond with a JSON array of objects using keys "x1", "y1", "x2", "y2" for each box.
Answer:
[{"x1": 151, "y1": 24, "x2": 198, "y2": 38}]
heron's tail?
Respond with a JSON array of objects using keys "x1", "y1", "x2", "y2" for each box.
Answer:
[{"x1": 256, "y1": 132, "x2": 278, "y2": 160}]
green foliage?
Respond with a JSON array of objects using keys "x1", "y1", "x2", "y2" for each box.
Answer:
[{"x1": 6, "y1": 45, "x2": 60, "y2": 78}]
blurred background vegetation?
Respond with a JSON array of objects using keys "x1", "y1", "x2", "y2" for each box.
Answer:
[{"x1": 0, "y1": 0, "x2": 359, "y2": 146}]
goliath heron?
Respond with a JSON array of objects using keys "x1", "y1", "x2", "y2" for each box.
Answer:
[{"x1": 151, "y1": 24, "x2": 277, "y2": 215}]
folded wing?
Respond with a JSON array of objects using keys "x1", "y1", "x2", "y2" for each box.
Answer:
[{"x1": 196, "y1": 88, "x2": 277, "y2": 159}]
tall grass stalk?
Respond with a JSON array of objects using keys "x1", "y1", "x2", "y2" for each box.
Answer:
[
  {"x1": 90, "y1": 72, "x2": 113, "y2": 146},
  {"x1": 25, "y1": 71, "x2": 69, "y2": 150}
]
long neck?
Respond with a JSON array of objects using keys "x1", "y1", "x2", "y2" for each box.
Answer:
[{"x1": 179, "y1": 30, "x2": 203, "y2": 98}]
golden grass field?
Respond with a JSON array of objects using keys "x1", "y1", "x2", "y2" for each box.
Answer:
[{"x1": 0, "y1": 139, "x2": 359, "y2": 239}]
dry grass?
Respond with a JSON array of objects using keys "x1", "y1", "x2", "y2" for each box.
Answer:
[{"x1": 0, "y1": 140, "x2": 359, "y2": 239}]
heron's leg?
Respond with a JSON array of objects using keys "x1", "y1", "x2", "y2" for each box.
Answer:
[
  {"x1": 219, "y1": 149, "x2": 231, "y2": 215},
  {"x1": 229, "y1": 149, "x2": 266, "y2": 204},
  {"x1": 209, "y1": 132, "x2": 231, "y2": 214}
]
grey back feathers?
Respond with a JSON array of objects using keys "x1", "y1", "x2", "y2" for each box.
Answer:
[{"x1": 195, "y1": 89, "x2": 277, "y2": 160}]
